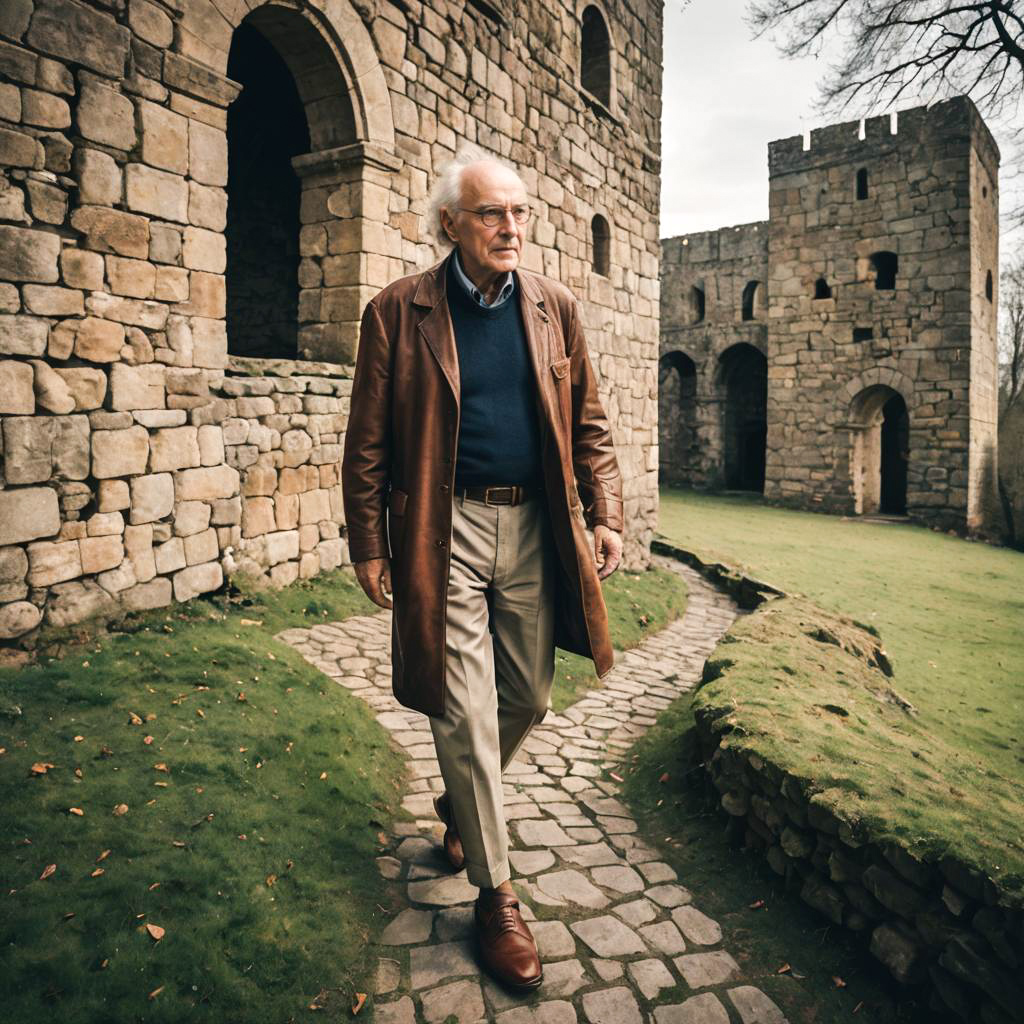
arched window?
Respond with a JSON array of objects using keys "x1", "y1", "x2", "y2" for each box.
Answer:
[
  {"x1": 856, "y1": 168, "x2": 869, "y2": 200},
  {"x1": 591, "y1": 214, "x2": 610, "y2": 276},
  {"x1": 741, "y1": 280, "x2": 760, "y2": 321},
  {"x1": 986, "y1": 269, "x2": 993, "y2": 302},
  {"x1": 814, "y1": 277, "x2": 832, "y2": 299},
  {"x1": 869, "y1": 251, "x2": 898, "y2": 290},
  {"x1": 580, "y1": 5, "x2": 611, "y2": 107},
  {"x1": 690, "y1": 282, "x2": 705, "y2": 325}
]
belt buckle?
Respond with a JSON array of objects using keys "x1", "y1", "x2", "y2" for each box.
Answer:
[{"x1": 484, "y1": 486, "x2": 514, "y2": 506}]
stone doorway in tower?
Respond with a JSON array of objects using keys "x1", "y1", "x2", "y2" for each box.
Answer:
[
  {"x1": 658, "y1": 352, "x2": 698, "y2": 486},
  {"x1": 717, "y1": 343, "x2": 767, "y2": 493},
  {"x1": 850, "y1": 385, "x2": 909, "y2": 515}
]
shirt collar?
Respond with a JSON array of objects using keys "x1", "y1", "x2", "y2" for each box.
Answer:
[{"x1": 451, "y1": 248, "x2": 515, "y2": 309}]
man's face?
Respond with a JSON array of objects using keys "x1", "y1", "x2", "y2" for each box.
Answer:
[{"x1": 441, "y1": 162, "x2": 529, "y2": 281}]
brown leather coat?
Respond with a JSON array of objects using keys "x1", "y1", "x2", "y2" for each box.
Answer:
[{"x1": 341, "y1": 256, "x2": 623, "y2": 717}]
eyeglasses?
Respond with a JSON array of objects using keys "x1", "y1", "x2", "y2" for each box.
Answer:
[{"x1": 457, "y1": 205, "x2": 532, "y2": 227}]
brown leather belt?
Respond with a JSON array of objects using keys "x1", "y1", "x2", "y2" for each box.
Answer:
[{"x1": 456, "y1": 484, "x2": 538, "y2": 506}]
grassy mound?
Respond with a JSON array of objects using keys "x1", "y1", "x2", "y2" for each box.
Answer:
[
  {"x1": 658, "y1": 489, "x2": 1024, "y2": 903},
  {"x1": 550, "y1": 565, "x2": 689, "y2": 711},
  {"x1": 0, "y1": 569, "x2": 405, "y2": 1023}
]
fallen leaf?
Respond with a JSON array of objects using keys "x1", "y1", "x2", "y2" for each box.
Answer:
[
  {"x1": 148, "y1": 882, "x2": 161, "y2": 891},
  {"x1": 351, "y1": 991, "x2": 366, "y2": 1015},
  {"x1": 99, "y1": 746, "x2": 113, "y2": 758},
  {"x1": 659, "y1": 772, "x2": 670, "y2": 784},
  {"x1": 143, "y1": 736, "x2": 154, "y2": 745},
  {"x1": 832, "y1": 976, "x2": 847, "y2": 988},
  {"x1": 853, "y1": 1001, "x2": 863, "y2": 1014},
  {"x1": 237, "y1": 692, "x2": 247, "y2": 702},
  {"x1": 777, "y1": 963, "x2": 791, "y2": 975},
  {"x1": 40, "y1": 863, "x2": 57, "y2": 880},
  {"x1": 195, "y1": 709, "x2": 205, "y2": 719},
  {"x1": 239, "y1": 618, "x2": 262, "y2": 626},
  {"x1": 97, "y1": 850, "x2": 111, "y2": 862},
  {"x1": 148, "y1": 985, "x2": 164, "y2": 1000},
  {"x1": 128, "y1": 712, "x2": 143, "y2": 726},
  {"x1": 239, "y1": 747, "x2": 248, "y2": 753},
  {"x1": 63, "y1": 911, "x2": 75, "y2": 920},
  {"x1": 145, "y1": 713, "x2": 157, "y2": 721},
  {"x1": 171, "y1": 840, "x2": 186, "y2": 848},
  {"x1": 286, "y1": 859, "x2": 293, "y2": 871},
  {"x1": 69, "y1": 807, "x2": 84, "y2": 816},
  {"x1": 146, "y1": 923, "x2": 165, "y2": 941},
  {"x1": 154, "y1": 781, "x2": 168, "y2": 788},
  {"x1": 91, "y1": 868, "x2": 104, "y2": 878},
  {"x1": 30, "y1": 762, "x2": 55, "y2": 775},
  {"x1": 99, "y1": 958, "x2": 109, "y2": 969},
  {"x1": 748, "y1": 899, "x2": 766, "y2": 910},
  {"x1": 74, "y1": 768, "x2": 82, "y2": 778},
  {"x1": 319, "y1": 771, "x2": 327, "y2": 780},
  {"x1": 266, "y1": 874, "x2": 277, "y2": 886},
  {"x1": 74, "y1": 735, "x2": 84, "y2": 742},
  {"x1": 113, "y1": 803, "x2": 128, "y2": 816},
  {"x1": 609, "y1": 771, "x2": 624, "y2": 782},
  {"x1": 153, "y1": 763, "x2": 170, "y2": 773}
]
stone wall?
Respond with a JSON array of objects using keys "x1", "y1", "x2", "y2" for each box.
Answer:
[
  {"x1": 0, "y1": 0, "x2": 662, "y2": 642},
  {"x1": 659, "y1": 98, "x2": 1001, "y2": 534}
]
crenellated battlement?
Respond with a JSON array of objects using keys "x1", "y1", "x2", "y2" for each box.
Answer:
[{"x1": 662, "y1": 221, "x2": 769, "y2": 265}]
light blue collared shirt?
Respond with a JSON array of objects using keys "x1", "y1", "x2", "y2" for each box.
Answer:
[{"x1": 451, "y1": 248, "x2": 515, "y2": 309}]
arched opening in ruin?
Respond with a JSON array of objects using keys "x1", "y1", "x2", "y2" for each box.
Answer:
[
  {"x1": 718, "y1": 343, "x2": 767, "y2": 493},
  {"x1": 850, "y1": 385, "x2": 909, "y2": 515},
  {"x1": 856, "y1": 167, "x2": 869, "y2": 200},
  {"x1": 226, "y1": 5, "x2": 369, "y2": 363},
  {"x1": 690, "y1": 281, "x2": 706, "y2": 324},
  {"x1": 814, "y1": 277, "x2": 832, "y2": 299},
  {"x1": 580, "y1": 5, "x2": 612, "y2": 107},
  {"x1": 869, "y1": 250, "x2": 898, "y2": 290},
  {"x1": 658, "y1": 351, "x2": 698, "y2": 486},
  {"x1": 741, "y1": 280, "x2": 761, "y2": 321},
  {"x1": 591, "y1": 214, "x2": 610, "y2": 276}
]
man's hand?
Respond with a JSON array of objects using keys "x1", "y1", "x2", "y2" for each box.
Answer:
[
  {"x1": 593, "y1": 525, "x2": 622, "y2": 580},
  {"x1": 354, "y1": 557, "x2": 393, "y2": 609}
]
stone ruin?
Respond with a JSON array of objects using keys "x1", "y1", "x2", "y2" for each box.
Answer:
[
  {"x1": 0, "y1": 0, "x2": 663, "y2": 642},
  {"x1": 660, "y1": 97, "x2": 1001, "y2": 534}
]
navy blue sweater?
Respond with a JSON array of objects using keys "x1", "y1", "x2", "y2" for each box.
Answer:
[{"x1": 446, "y1": 256, "x2": 543, "y2": 487}]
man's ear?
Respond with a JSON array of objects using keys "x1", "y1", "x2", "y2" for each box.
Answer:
[{"x1": 440, "y1": 208, "x2": 458, "y2": 244}]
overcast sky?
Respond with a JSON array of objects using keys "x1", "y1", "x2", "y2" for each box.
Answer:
[{"x1": 658, "y1": 0, "x2": 1021, "y2": 256}]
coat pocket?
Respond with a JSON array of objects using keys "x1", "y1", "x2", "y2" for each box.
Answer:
[{"x1": 550, "y1": 357, "x2": 570, "y2": 379}]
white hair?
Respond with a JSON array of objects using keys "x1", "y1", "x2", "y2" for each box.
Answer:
[{"x1": 426, "y1": 145, "x2": 522, "y2": 251}]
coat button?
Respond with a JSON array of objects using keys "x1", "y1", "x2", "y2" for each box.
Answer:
[
  {"x1": 440, "y1": 484, "x2": 449, "y2": 493},
  {"x1": 436, "y1": 538, "x2": 446, "y2": 548}
]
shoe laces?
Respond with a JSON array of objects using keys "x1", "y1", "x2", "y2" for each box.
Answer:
[{"x1": 487, "y1": 900, "x2": 520, "y2": 934}]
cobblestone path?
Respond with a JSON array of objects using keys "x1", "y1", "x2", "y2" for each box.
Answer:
[{"x1": 279, "y1": 558, "x2": 789, "y2": 1024}]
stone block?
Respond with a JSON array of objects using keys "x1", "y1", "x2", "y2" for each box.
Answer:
[
  {"x1": 0, "y1": 283, "x2": 19, "y2": 313},
  {"x1": 76, "y1": 78, "x2": 135, "y2": 150},
  {"x1": 123, "y1": 522, "x2": 155, "y2": 581},
  {"x1": 188, "y1": 119, "x2": 227, "y2": 187},
  {"x1": 26, "y1": 178, "x2": 67, "y2": 224},
  {"x1": 154, "y1": 266, "x2": 189, "y2": 302},
  {"x1": 4, "y1": 415, "x2": 54, "y2": 483},
  {"x1": 122, "y1": 576, "x2": 172, "y2": 611},
  {"x1": 150, "y1": 223, "x2": 181, "y2": 264},
  {"x1": 86, "y1": 511, "x2": 124, "y2": 537},
  {"x1": 37, "y1": 56, "x2": 73, "y2": 95},
  {"x1": 0, "y1": 316, "x2": 48, "y2": 358},
  {"x1": 0, "y1": 225, "x2": 60, "y2": 283},
  {"x1": 27, "y1": 538, "x2": 82, "y2": 586},
  {"x1": 129, "y1": 472, "x2": 173, "y2": 524},
  {"x1": 172, "y1": 560, "x2": 222, "y2": 601},
  {"x1": 23, "y1": 285, "x2": 83, "y2": 316},
  {"x1": 45, "y1": 579, "x2": 115, "y2": 627},
  {"x1": 177, "y1": 272, "x2": 224, "y2": 319},
  {"x1": 27, "y1": 0, "x2": 129, "y2": 79},
  {"x1": 265, "y1": 529, "x2": 299, "y2": 565},
  {"x1": 96, "y1": 560, "x2": 136, "y2": 594},
  {"x1": 317, "y1": 537, "x2": 342, "y2": 570},
  {"x1": 137, "y1": 97, "x2": 187, "y2": 174},
  {"x1": 60, "y1": 247, "x2": 105, "y2": 290},
  {"x1": 0, "y1": 0, "x2": 32, "y2": 44},
  {"x1": 87, "y1": 292, "x2": 167, "y2": 330},
  {"x1": 299, "y1": 488, "x2": 332, "y2": 525},
  {"x1": 269, "y1": 560, "x2": 298, "y2": 587},
  {"x1": 134, "y1": 410, "x2": 187, "y2": 428},
  {"x1": 128, "y1": 0, "x2": 173, "y2": 48},
  {"x1": 108, "y1": 363, "x2": 165, "y2": 411},
  {"x1": 154, "y1": 535, "x2": 185, "y2": 574},
  {"x1": 22, "y1": 87, "x2": 70, "y2": 129},
  {"x1": 0, "y1": 601, "x2": 42, "y2": 640},
  {"x1": 150, "y1": 425, "x2": 201, "y2": 472},
  {"x1": 106, "y1": 256, "x2": 156, "y2": 298},
  {"x1": 29, "y1": 358, "x2": 75, "y2": 413},
  {"x1": 183, "y1": 527, "x2": 218, "y2": 565},
  {"x1": 0, "y1": 83, "x2": 20, "y2": 121},
  {"x1": 0, "y1": 360, "x2": 35, "y2": 414},
  {"x1": 55, "y1": 366, "x2": 107, "y2": 410},
  {"x1": 52, "y1": 416, "x2": 90, "y2": 479},
  {"x1": 125, "y1": 163, "x2": 188, "y2": 222},
  {"x1": 98, "y1": 479, "x2": 130, "y2": 512},
  {"x1": 0, "y1": 486, "x2": 60, "y2": 546},
  {"x1": 187, "y1": 181, "x2": 226, "y2": 231},
  {"x1": 91, "y1": 425, "x2": 148, "y2": 477},
  {"x1": 197, "y1": 424, "x2": 224, "y2": 466},
  {"x1": 210, "y1": 496, "x2": 241, "y2": 526},
  {"x1": 79, "y1": 534, "x2": 123, "y2": 574},
  {"x1": 70, "y1": 206, "x2": 149, "y2": 259},
  {"x1": 73, "y1": 317, "x2": 125, "y2": 362},
  {"x1": 0, "y1": 126, "x2": 43, "y2": 168},
  {"x1": 182, "y1": 226, "x2": 225, "y2": 273},
  {"x1": 242, "y1": 496, "x2": 275, "y2": 537},
  {"x1": 173, "y1": 500, "x2": 211, "y2": 536},
  {"x1": 274, "y1": 491, "x2": 299, "y2": 530},
  {"x1": 175, "y1": 464, "x2": 238, "y2": 500},
  {"x1": 0, "y1": 180, "x2": 26, "y2": 221}
]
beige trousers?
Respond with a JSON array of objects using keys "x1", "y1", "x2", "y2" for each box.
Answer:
[{"x1": 429, "y1": 491, "x2": 557, "y2": 888}]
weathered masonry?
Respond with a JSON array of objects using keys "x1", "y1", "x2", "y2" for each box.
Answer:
[
  {"x1": 0, "y1": 0, "x2": 662, "y2": 641},
  {"x1": 660, "y1": 97, "x2": 1000, "y2": 533}
]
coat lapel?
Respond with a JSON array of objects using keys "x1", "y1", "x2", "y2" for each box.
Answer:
[
  {"x1": 416, "y1": 257, "x2": 460, "y2": 407},
  {"x1": 517, "y1": 269, "x2": 561, "y2": 438}
]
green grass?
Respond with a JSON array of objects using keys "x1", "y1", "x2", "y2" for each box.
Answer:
[
  {"x1": 623, "y1": 694, "x2": 932, "y2": 1024},
  {"x1": 550, "y1": 565, "x2": 689, "y2": 712},
  {"x1": 657, "y1": 489, "x2": 1024, "y2": 900},
  {"x1": 0, "y1": 569, "x2": 405, "y2": 1023}
]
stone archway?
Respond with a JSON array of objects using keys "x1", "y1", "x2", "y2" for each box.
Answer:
[
  {"x1": 849, "y1": 384, "x2": 910, "y2": 515},
  {"x1": 717, "y1": 343, "x2": 767, "y2": 493},
  {"x1": 658, "y1": 351, "x2": 698, "y2": 486}
]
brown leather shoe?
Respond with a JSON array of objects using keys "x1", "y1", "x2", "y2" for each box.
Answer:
[
  {"x1": 433, "y1": 792, "x2": 465, "y2": 871},
  {"x1": 475, "y1": 890, "x2": 543, "y2": 990}
]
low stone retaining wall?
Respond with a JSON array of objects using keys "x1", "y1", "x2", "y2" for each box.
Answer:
[{"x1": 652, "y1": 539, "x2": 1023, "y2": 1024}]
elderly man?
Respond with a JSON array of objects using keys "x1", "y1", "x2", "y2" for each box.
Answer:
[{"x1": 341, "y1": 148, "x2": 623, "y2": 990}]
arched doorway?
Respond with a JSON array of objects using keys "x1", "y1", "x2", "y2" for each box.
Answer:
[
  {"x1": 658, "y1": 351, "x2": 697, "y2": 486},
  {"x1": 850, "y1": 385, "x2": 909, "y2": 515},
  {"x1": 718, "y1": 343, "x2": 767, "y2": 492}
]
